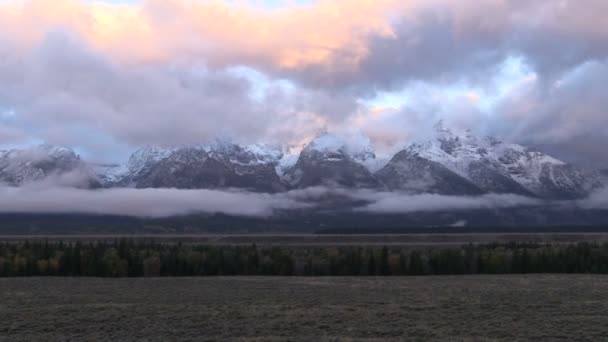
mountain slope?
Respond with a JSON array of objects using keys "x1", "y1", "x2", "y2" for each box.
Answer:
[
  {"x1": 131, "y1": 142, "x2": 286, "y2": 192},
  {"x1": 19, "y1": 126, "x2": 605, "y2": 199},
  {"x1": 401, "y1": 123, "x2": 598, "y2": 199},
  {"x1": 0, "y1": 144, "x2": 98, "y2": 187},
  {"x1": 375, "y1": 149, "x2": 484, "y2": 195},
  {"x1": 283, "y1": 134, "x2": 380, "y2": 189}
]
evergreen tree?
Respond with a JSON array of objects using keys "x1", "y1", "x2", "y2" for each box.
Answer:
[{"x1": 367, "y1": 251, "x2": 376, "y2": 276}]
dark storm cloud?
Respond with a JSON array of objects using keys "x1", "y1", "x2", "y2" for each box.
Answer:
[
  {"x1": 490, "y1": 60, "x2": 608, "y2": 168},
  {"x1": 264, "y1": 0, "x2": 607, "y2": 93}
]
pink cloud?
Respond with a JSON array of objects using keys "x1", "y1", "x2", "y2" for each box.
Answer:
[{"x1": 0, "y1": 0, "x2": 401, "y2": 70}]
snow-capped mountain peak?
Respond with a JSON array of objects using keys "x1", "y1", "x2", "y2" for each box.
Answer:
[
  {"x1": 1, "y1": 143, "x2": 79, "y2": 164},
  {"x1": 244, "y1": 143, "x2": 284, "y2": 164},
  {"x1": 92, "y1": 163, "x2": 128, "y2": 184},
  {"x1": 4, "y1": 144, "x2": 79, "y2": 165},
  {"x1": 127, "y1": 145, "x2": 175, "y2": 174},
  {"x1": 401, "y1": 123, "x2": 596, "y2": 198},
  {"x1": 284, "y1": 132, "x2": 380, "y2": 189},
  {"x1": 0, "y1": 144, "x2": 98, "y2": 187},
  {"x1": 6, "y1": 125, "x2": 603, "y2": 200},
  {"x1": 304, "y1": 133, "x2": 347, "y2": 154},
  {"x1": 204, "y1": 138, "x2": 239, "y2": 154},
  {"x1": 302, "y1": 132, "x2": 376, "y2": 163},
  {"x1": 35, "y1": 144, "x2": 78, "y2": 159}
]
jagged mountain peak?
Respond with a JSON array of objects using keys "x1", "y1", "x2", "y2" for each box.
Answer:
[
  {"x1": 131, "y1": 144, "x2": 286, "y2": 192},
  {"x1": 127, "y1": 145, "x2": 175, "y2": 174},
  {"x1": 415, "y1": 122, "x2": 565, "y2": 166},
  {"x1": 3, "y1": 143, "x2": 80, "y2": 162},
  {"x1": 433, "y1": 119, "x2": 473, "y2": 139},
  {"x1": 4, "y1": 129, "x2": 603, "y2": 200},
  {"x1": 204, "y1": 137, "x2": 240, "y2": 154},
  {"x1": 0, "y1": 143, "x2": 99, "y2": 187},
  {"x1": 0, "y1": 143, "x2": 81, "y2": 164},
  {"x1": 401, "y1": 123, "x2": 595, "y2": 198},
  {"x1": 302, "y1": 133, "x2": 348, "y2": 158},
  {"x1": 428, "y1": 122, "x2": 492, "y2": 155},
  {"x1": 285, "y1": 132, "x2": 380, "y2": 189},
  {"x1": 184, "y1": 139, "x2": 286, "y2": 167},
  {"x1": 302, "y1": 132, "x2": 376, "y2": 163},
  {"x1": 33, "y1": 143, "x2": 78, "y2": 158},
  {"x1": 244, "y1": 143, "x2": 284, "y2": 164}
]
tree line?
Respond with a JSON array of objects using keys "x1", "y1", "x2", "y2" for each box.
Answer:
[{"x1": 1, "y1": 240, "x2": 608, "y2": 277}]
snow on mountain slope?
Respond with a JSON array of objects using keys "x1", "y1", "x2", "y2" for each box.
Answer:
[
  {"x1": 95, "y1": 134, "x2": 385, "y2": 189},
  {"x1": 103, "y1": 145, "x2": 176, "y2": 187},
  {"x1": 12, "y1": 126, "x2": 604, "y2": 198},
  {"x1": 303, "y1": 133, "x2": 377, "y2": 164},
  {"x1": 284, "y1": 133, "x2": 381, "y2": 189},
  {"x1": 402, "y1": 122, "x2": 598, "y2": 198},
  {"x1": 305, "y1": 133, "x2": 345, "y2": 154},
  {"x1": 0, "y1": 144, "x2": 98, "y2": 187},
  {"x1": 127, "y1": 146, "x2": 175, "y2": 175},
  {"x1": 132, "y1": 144, "x2": 286, "y2": 192},
  {"x1": 375, "y1": 149, "x2": 484, "y2": 195},
  {"x1": 275, "y1": 153, "x2": 298, "y2": 177},
  {"x1": 96, "y1": 140, "x2": 293, "y2": 190},
  {"x1": 92, "y1": 163, "x2": 129, "y2": 184},
  {"x1": 244, "y1": 143, "x2": 284, "y2": 164}
]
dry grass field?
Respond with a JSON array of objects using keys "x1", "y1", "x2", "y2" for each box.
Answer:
[{"x1": 1, "y1": 275, "x2": 608, "y2": 341}]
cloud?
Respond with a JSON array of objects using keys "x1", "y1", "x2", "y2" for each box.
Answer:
[
  {"x1": 0, "y1": 0, "x2": 400, "y2": 72},
  {"x1": 579, "y1": 186, "x2": 608, "y2": 210},
  {"x1": 0, "y1": 181, "x2": 545, "y2": 218},
  {"x1": 280, "y1": 187, "x2": 542, "y2": 214},
  {"x1": 491, "y1": 60, "x2": 608, "y2": 168},
  {"x1": 0, "y1": 29, "x2": 355, "y2": 153},
  {"x1": 346, "y1": 0, "x2": 608, "y2": 92},
  {"x1": 4, "y1": 0, "x2": 606, "y2": 87},
  {"x1": 353, "y1": 191, "x2": 541, "y2": 213},
  {"x1": 0, "y1": 0, "x2": 607, "y2": 167},
  {"x1": 0, "y1": 185, "x2": 308, "y2": 217},
  {"x1": 0, "y1": 124, "x2": 27, "y2": 144}
]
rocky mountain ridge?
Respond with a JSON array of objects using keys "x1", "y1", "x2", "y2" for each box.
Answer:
[
  {"x1": 0, "y1": 144, "x2": 98, "y2": 188},
  {"x1": 1, "y1": 126, "x2": 603, "y2": 200}
]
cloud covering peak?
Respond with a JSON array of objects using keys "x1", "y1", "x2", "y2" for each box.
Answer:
[{"x1": 0, "y1": 0, "x2": 607, "y2": 168}]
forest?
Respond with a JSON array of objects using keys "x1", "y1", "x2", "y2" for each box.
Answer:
[{"x1": 1, "y1": 240, "x2": 608, "y2": 277}]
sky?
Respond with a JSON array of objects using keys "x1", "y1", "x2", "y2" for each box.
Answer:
[{"x1": 0, "y1": 0, "x2": 607, "y2": 168}]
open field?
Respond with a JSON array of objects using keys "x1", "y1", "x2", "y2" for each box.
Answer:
[
  {"x1": 1, "y1": 275, "x2": 608, "y2": 341},
  {"x1": 2, "y1": 232, "x2": 608, "y2": 246}
]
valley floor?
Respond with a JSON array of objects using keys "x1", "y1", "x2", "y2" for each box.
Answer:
[
  {"x1": 1, "y1": 275, "x2": 608, "y2": 341},
  {"x1": 3, "y1": 232, "x2": 608, "y2": 245}
]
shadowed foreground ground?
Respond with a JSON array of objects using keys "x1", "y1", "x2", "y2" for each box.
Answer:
[{"x1": 1, "y1": 275, "x2": 608, "y2": 341}]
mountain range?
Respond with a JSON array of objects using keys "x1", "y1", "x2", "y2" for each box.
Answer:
[{"x1": 1, "y1": 123, "x2": 603, "y2": 200}]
